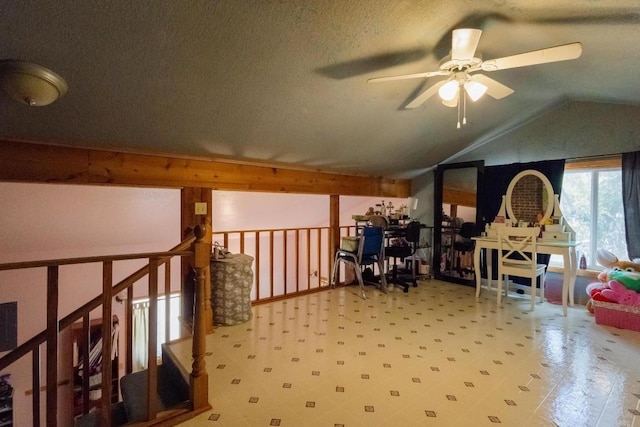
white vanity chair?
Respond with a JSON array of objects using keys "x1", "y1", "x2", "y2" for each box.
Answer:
[{"x1": 473, "y1": 169, "x2": 578, "y2": 315}]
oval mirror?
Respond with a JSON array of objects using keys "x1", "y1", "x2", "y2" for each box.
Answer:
[{"x1": 505, "y1": 169, "x2": 554, "y2": 224}]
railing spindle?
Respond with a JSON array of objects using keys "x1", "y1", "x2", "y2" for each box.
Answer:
[
  {"x1": 101, "y1": 261, "x2": 113, "y2": 427},
  {"x1": 165, "y1": 260, "x2": 171, "y2": 344},
  {"x1": 316, "y1": 228, "x2": 321, "y2": 288},
  {"x1": 255, "y1": 232, "x2": 260, "y2": 300},
  {"x1": 126, "y1": 286, "x2": 134, "y2": 374},
  {"x1": 32, "y1": 346, "x2": 40, "y2": 427},
  {"x1": 269, "y1": 230, "x2": 274, "y2": 299},
  {"x1": 295, "y1": 229, "x2": 300, "y2": 292},
  {"x1": 46, "y1": 265, "x2": 58, "y2": 427},
  {"x1": 283, "y1": 230, "x2": 288, "y2": 295},
  {"x1": 147, "y1": 257, "x2": 159, "y2": 420},
  {"x1": 306, "y1": 229, "x2": 311, "y2": 290},
  {"x1": 81, "y1": 314, "x2": 90, "y2": 414}
]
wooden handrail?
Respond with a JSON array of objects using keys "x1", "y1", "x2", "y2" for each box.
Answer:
[
  {"x1": 0, "y1": 236, "x2": 195, "y2": 371},
  {"x1": 0, "y1": 247, "x2": 194, "y2": 271},
  {"x1": 0, "y1": 229, "x2": 210, "y2": 426},
  {"x1": 213, "y1": 226, "x2": 327, "y2": 235}
]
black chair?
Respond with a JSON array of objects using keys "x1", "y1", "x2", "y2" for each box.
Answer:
[
  {"x1": 385, "y1": 221, "x2": 421, "y2": 292},
  {"x1": 453, "y1": 222, "x2": 477, "y2": 277}
]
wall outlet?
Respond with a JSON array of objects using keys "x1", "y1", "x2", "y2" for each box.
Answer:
[{"x1": 195, "y1": 202, "x2": 207, "y2": 215}]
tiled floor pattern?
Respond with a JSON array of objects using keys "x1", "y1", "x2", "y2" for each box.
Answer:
[{"x1": 170, "y1": 280, "x2": 640, "y2": 426}]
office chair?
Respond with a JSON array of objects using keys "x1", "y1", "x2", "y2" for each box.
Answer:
[
  {"x1": 385, "y1": 221, "x2": 421, "y2": 292},
  {"x1": 453, "y1": 222, "x2": 477, "y2": 277},
  {"x1": 331, "y1": 226, "x2": 387, "y2": 299},
  {"x1": 496, "y1": 227, "x2": 546, "y2": 310}
]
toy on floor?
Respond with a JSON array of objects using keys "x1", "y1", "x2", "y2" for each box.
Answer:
[
  {"x1": 585, "y1": 249, "x2": 640, "y2": 313},
  {"x1": 600, "y1": 281, "x2": 640, "y2": 307}
]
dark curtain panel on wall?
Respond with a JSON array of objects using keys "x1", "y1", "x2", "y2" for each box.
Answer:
[
  {"x1": 481, "y1": 159, "x2": 566, "y2": 224},
  {"x1": 622, "y1": 151, "x2": 640, "y2": 260},
  {"x1": 480, "y1": 159, "x2": 566, "y2": 282}
]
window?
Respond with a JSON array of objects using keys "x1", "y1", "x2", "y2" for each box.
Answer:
[
  {"x1": 131, "y1": 293, "x2": 181, "y2": 371},
  {"x1": 551, "y1": 158, "x2": 628, "y2": 269}
]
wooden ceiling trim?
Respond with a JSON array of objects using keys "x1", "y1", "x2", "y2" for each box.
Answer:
[{"x1": 0, "y1": 140, "x2": 410, "y2": 197}]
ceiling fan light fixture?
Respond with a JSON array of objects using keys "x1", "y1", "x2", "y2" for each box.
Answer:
[
  {"x1": 438, "y1": 80, "x2": 459, "y2": 101},
  {"x1": 0, "y1": 60, "x2": 68, "y2": 106},
  {"x1": 441, "y1": 97, "x2": 458, "y2": 108},
  {"x1": 464, "y1": 80, "x2": 487, "y2": 102}
]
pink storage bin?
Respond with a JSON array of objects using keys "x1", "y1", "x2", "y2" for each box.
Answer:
[{"x1": 592, "y1": 300, "x2": 640, "y2": 332}]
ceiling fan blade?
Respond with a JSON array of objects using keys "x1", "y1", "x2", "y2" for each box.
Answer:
[
  {"x1": 367, "y1": 70, "x2": 448, "y2": 83},
  {"x1": 451, "y1": 29, "x2": 482, "y2": 60},
  {"x1": 405, "y1": 81, "x2": 446, "y2": 109},
  {"x1": 480, "y1": 42, "x2": 582, "y2": 71},
  {"x1": 315, "y1": 48, "x2": 430, "y2": 79},
  {"x1": 471, "y1": 74, "x2": 514, "y2": 99}
]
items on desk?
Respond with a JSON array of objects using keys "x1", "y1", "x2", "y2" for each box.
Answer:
[{"x1": 579, "y1": 253, "x2": 587, "y2": 270}]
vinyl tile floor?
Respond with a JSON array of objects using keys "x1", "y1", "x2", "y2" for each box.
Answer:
[{"x1": 170, "y1": 280, "x2": 640, "y2": 426}]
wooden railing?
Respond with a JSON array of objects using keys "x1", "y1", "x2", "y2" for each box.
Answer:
[
  {"x1": 213, "y1": 225, "x2": 356, "y2": 302},
  {"x1": 0, "y1": 224, "x2": 363, "y2": 425},
  {"x1": 0, "y1": 226, "x2": 211, "y2": 426}
]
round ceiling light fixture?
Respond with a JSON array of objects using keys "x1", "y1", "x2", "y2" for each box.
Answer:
[{"x1": 0, "y1": 60, "x2": 68, "y2": 106}]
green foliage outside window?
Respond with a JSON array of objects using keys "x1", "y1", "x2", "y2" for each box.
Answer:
[{"x1": 557, "y1": 169, "x2": 628, "y2": 269}]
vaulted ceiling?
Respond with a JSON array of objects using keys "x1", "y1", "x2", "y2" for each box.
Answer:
[{"x1": 1, "y1": 1, "x2": 638, "y2": 179}]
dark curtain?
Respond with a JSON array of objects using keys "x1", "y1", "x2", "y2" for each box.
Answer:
[
  {"x1": 481, "y1": 159, "x2": 566, "y2": 225},
  {"x1": 480, "y1": 159, "x2": 566, "y2": 282},
  {"x1": 622, "y1": 151, "x2": 640, "y2": 260}
]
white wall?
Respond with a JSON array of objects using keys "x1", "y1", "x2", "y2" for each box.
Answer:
[
  {"x1": 454, "y1": 101, "x2": 640, "y2": 167},
  {"x1": 212, "y1": 191, "x2": 410, "y2": 230},
  {"x1": 411, "y1": 101, "x2": 640, "y2": 227}
]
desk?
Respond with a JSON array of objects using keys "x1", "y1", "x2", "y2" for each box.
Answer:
[{"x1": 472, "y1": 237, "x2": 577, "y2": 316}]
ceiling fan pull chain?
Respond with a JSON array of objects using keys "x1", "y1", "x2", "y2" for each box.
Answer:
[
  {"x1": 463, "y1": 89, "x2": 467, "y2": 125},
  {"x1": 456, "y1": 87, "x2": 462, "y2": 129}
]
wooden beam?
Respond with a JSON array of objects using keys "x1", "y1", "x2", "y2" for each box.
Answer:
[
  {"x1": 0, "y1": 140, "x2": 410, "y2": 197},
  {"x1": 443, "y1": 187, "x2": 476, "y2": 207}
]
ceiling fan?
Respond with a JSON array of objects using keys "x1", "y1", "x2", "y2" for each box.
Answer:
[{"x1": 368, "y1": 29, "x2": 582, "y2": 128}]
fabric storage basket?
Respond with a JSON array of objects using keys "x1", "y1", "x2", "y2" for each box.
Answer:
[
  {"x1": 340, "y1": 236, "x2": 359, "y2": 252},
  {"x1": 592, "y1": 300, "x2": 640, "y2": 332}
]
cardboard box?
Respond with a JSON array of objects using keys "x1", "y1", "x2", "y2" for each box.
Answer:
[{"x1": 592, "y1": 300, "x2": 640, "y2": 332}]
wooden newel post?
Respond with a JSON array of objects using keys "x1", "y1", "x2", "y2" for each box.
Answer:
[{"x1": 190, "y1": 225, "x2": 210, "y2": 410}]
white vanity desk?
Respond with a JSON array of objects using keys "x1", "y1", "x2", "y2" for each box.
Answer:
[
  {"x1": 473, "y1": 237, "x2": 577, "y2": 315},
  {"x1": 473, "y1": 169, "x2": 578, "y2": 316}
]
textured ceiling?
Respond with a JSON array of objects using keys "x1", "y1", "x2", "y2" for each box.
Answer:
[{"x1": 1, "y1": 1, "x2": 638, "y2": 179}]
